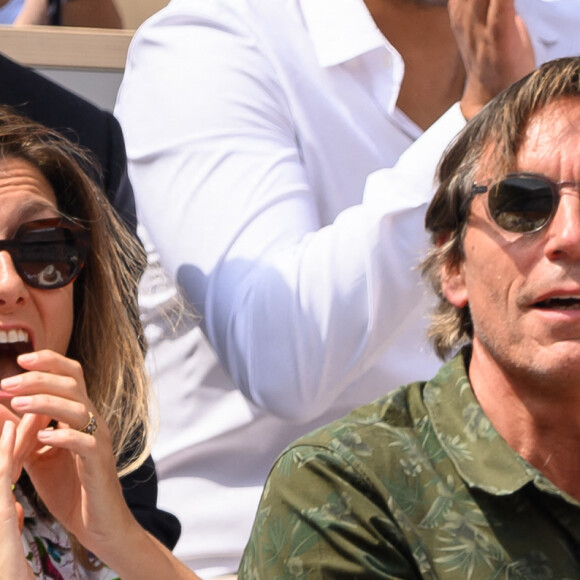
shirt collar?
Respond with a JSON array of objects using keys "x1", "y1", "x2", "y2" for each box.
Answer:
[
  {"x1": 425, "y1": 349, "x2": 538, "y2": 495},
  {"x1": 426, "y1": 350, "x2": 580, "y2": 509},
  {"x1": 299, "y1": 0, "x2": 389, "y2": 67}
]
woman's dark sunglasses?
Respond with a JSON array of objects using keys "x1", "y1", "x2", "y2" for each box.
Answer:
[
  {"x1": 471, "y1": 172, "x2": 579, "y2": 234},
  {"x1": 0, "y1": 218, "x2": 90, "y2": 290}
]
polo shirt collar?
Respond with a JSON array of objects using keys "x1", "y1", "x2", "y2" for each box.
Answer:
[
  {"x1": 300, "y1": 0, "x2": 388, "y2": 67},
  {"x1": 425, "y1": 349, "x2": 537, "y2": 496}
]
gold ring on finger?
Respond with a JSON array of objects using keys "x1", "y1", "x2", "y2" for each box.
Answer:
[{"x1": 79, "y1": 411, "x2": 98, "y2": 436}]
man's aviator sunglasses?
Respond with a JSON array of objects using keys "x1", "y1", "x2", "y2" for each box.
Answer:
[
  {"x1": 470, "y1": 172, "x2": 580, "y2": 234},
  {"x1": 0, "y1": 218, "x2": 90, "y2": 290}
]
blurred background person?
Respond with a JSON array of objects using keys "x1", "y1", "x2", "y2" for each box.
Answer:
[{"x1": 0, "y1": 0, "x2": 122, "y2": 27}]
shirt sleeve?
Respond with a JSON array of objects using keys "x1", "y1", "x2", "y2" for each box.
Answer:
[
  {"x1": 238, "y1": 443, "x2": 418, "y2": 579},
  {"x1": 116, "y1": 1, "x2": 466, "y2": 422}
]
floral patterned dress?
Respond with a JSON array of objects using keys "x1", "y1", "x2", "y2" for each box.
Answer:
[{"x1": 16, "y1": 487, "x2": 120, "y2": 580}]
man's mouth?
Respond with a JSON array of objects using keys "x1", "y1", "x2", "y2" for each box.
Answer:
[{"x1": 534, "y1": 296, "x2": 580, "y2": 310}]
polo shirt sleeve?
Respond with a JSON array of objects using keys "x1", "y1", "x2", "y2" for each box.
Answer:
[{"x1": 239, "y1": 443, "x2": 418, "y2": 579}]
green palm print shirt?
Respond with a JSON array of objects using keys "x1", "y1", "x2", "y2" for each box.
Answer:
[{"x1": 240, "y1": 349, "x2": 580, "y2": 579}]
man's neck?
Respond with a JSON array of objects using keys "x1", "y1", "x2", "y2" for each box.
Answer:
[
  {"x1": 363, "y1": 0, "x2": 465, "y2": 130},
  {"x1": 469, "y1": 345, "x2": 580, "y2": 502}
]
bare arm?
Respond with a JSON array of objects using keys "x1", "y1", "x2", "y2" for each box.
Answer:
[
  {"x1": 13, "y1": 0, "x2": 50, "y2": 25},
  {"x1": 14, "y1": 0, "x2": 123, "y2": 27}
]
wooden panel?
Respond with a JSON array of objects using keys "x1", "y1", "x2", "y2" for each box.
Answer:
[
  {"x1": 116, "y1": 0, "x2": 168, "y2": 30},
  {"x1": 0, "y1": 25, "x2": 133, "y2": 70}
]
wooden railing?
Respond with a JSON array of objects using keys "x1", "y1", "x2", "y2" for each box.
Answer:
[
  {"x1": 0, "y1": 25, "x2": 133, "y2": 70},
  {"x1": 0, "y1": 25, "x2": 136, "y2": 110}
]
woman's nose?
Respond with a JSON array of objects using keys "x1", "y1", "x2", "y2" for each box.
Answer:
[{"x1": 0, "y1": 252, "x2": 27, "y2": 311}]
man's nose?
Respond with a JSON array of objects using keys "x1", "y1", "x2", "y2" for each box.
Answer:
[
  {"x1": 544, "y1": 192, "x2": 580, "y2": 261},
  {"x1": 0, "y1": 251, "x2": 27, "y2": 312}
]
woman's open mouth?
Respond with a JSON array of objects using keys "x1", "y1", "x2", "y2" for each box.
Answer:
[{"x1": 0, "y1": 329, "x2": 32, "y2": 382}]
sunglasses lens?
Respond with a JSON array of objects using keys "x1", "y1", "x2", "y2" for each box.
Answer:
[
  {"x1": 16, "y1": 222, "x2": 88, "y2": 289},
  {"x1": 488, "y1": 176, "x2": 554, "y2": 233}
]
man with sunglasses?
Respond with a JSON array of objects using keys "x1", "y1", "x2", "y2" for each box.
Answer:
[
  {"x1": 116, "y1": 0, "x2": 580, "y2": 575},
  {"x1": 240, "y1": 56, "x2": 580, "y2": 577}
]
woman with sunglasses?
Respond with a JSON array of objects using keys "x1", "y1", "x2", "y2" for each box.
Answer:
[{"x1": 0, "y1": 107, "x2": 198, "y2": 579}]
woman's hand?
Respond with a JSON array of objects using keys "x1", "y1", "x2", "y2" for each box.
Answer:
[
  {"x1": 1, "y1": 350, "x2": 198, "y2": 580},
  {"x1": 0, "y1": 421, "x2": 35, "y2": 580},
  {"x1": 3, "y1": 349, "x2": 138, "y2": 557}
]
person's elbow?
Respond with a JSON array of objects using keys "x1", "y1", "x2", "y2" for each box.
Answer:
[{"x1": 245, "y1": 369, "x2": 335, "y2": 423}]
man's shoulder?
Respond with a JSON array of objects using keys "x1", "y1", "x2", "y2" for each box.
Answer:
[
  {"x1": 0, "y1": 52, "x2": 117, "y2": 164},
  {"x1": 0, "y1": 53, "x2": 107, "y2": 120},
  {"x1": 277, "y1": 354, "x2": 469, "y2": 473},
  {"x1": 284, "y1": 381, "x2": 429, "y2": 463},
  {"x1": 0, "y1": 53, "x2": 134, "y2": 222}
]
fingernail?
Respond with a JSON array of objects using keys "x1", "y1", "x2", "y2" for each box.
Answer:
[
  {"x1": 1, "y1": 376, "x2": 22, "y2": 390},
  {"x1": 17, "y1": 353, "x2": 37, "y2": 365},
  {"x1": 10, "y1": 396, "x2": 32, "y2": 409},
  {"x1": 37, "y1": 429, "x2": 53, "y2": 442}
]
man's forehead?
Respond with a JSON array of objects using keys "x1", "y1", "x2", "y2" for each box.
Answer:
[
  {"x1": 523, "y1": 98, "x2": 580, "y2": 144},
  {"x1": 474, "y1": 98, "x2": 580, "y2": 179}
]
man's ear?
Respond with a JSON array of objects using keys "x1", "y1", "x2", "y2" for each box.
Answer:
[{"x1": 441, "y1": 261, "x2": 468, "y2": 308}]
